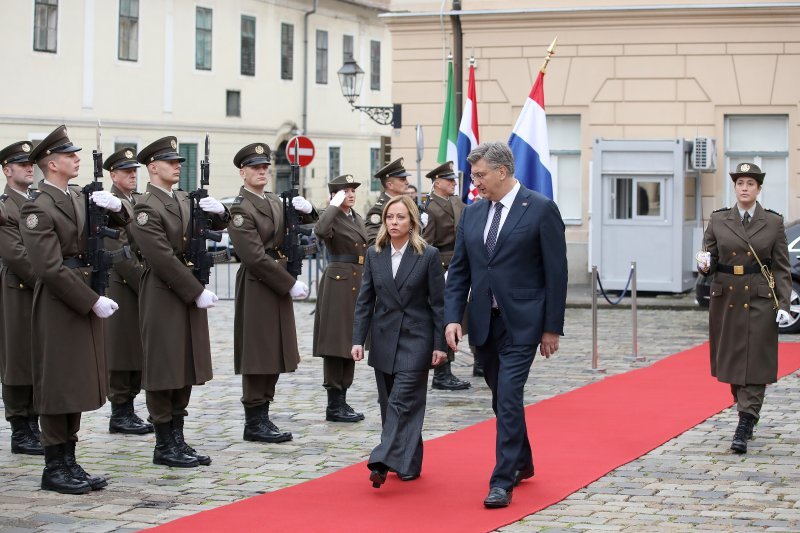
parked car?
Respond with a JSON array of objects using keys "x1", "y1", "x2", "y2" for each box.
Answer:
[
  {"x1": 206, "y1": 196, "x2": 238, "y2": 261},
  {"x1": 695, "y1": 218, "x2": 800, "y2": 333}
]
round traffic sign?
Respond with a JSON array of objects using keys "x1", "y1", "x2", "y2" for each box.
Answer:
[{"x1": 285, "y1": 135, "x2": 315, "y2": 167}]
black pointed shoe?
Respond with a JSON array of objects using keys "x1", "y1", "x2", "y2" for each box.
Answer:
[
  {"x1": 514, "y1": 465, "x2": 535, "y2": 486},
  {"x1": 369, "y1": 468, "x2": 387, "y2": 488},
  {"x1": 41, "y1": 444, "x2": 91, "y2": 495},
  {"x1": 484, "y1": 487, "x2": 512, "y2": 508}
]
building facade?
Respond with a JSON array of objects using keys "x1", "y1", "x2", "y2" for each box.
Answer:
[
  {"x1": 0, "y1": 0, "x2": 394, "y2": 211},
  {"x1": 383, "y1": 0, "x2": 800, "y2": 284}
]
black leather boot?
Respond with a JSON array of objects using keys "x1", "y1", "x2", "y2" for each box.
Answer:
[
  {"x1": 110, "y1": 399, "x2": 154, "y2": 435},
  {"x1": 472, "y1": 347, "x2": 484, "y2": 377},
  {"x1": 63, "y1": 441, "x2": 107, "y2": 490},
  {"x1": 28, "y1": 415, "x2": 42, "y2": 443},
  {"x1": 731, "y1": 412, "x2": 757, "y2": 454},
  {"x1": 260, "y1": 403, "x2": 293, "y2": 443},
  {"x1": 153, "y1": 422, "x2": 198, "y2": 468},
  {"x1": 243, "y1": 404, "x2": 292, "y2": 443},
  {"x1": 341, "y1": 389, "x2": 364, "y2": 421},
  {"x1": 325, "y1": 390, "x2": 362, "y2": 423},
  {"x1": 10, "y1": 416, "x2": 43, "y2": 455},
  {"x1": 41, "y1": 444, "x2": 91, "y2": 494},
  {"x1": 172, "y1": 416, "x2": 211, "y2": 465},
  {"x1": 432, "y1": 362, "x2": 471, "y2": 390}
]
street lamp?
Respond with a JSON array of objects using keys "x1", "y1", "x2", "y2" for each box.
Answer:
[{"x1": 337, "y1": 58, "x2": 402, "y2": 129}]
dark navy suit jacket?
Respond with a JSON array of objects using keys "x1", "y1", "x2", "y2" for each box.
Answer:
[{"x1": 444, "y1": 184, "x2": 568, "y2": 347}]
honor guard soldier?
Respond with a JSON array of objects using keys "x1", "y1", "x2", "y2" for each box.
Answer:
[
  {"x1": 313, "y1": 175, "x2": 368, "y2": 423},
  {"x1": 103, "y1": 149, "x2": 152, "y2": 435},
  {"x1": 421, "y1": 162, "x2": 471, "y2": 390},
  {"x1": 698, "y1": 162, "x2": 791, "y2": 454},
  {"x1": 20, "y1": 125, "x2": 128, "y2": 494},
  {"x1": 365, "y1": 158, "x2": 410, "y2": 246},
  {"x1": 0, "y1": 141, "x2": 43, "y2": 455},
  {"x1": 129, "y1": 136, "x2": 229, "y2": 468},
  {"x1": 227, "y1": 143, "x2": 317, "y2": 443}
]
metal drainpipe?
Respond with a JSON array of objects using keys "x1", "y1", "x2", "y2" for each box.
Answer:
[
  {"x1": 451, "y1": 0, "x2": 463, "y2": 121},
  {"x1": 302, "y1": 0, "x2": 318, "y2": 191}
]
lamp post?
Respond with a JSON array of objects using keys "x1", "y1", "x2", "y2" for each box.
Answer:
[{"x1": 337, "y1": 58, "x2": 402, "y2": 129}]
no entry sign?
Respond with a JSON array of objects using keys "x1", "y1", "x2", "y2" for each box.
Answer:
[{"x1": 285, "y1": 135, "x2": 315, "y2": 167}]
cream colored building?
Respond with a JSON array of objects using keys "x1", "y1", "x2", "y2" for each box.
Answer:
[
  {"x1": 383, "y1": 0, "x2": 800, "y2": 283},
  {"x1": 0, "y1": 0, "x2": 394, "y2": 211}
]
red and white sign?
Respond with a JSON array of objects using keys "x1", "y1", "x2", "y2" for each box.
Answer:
[{"x1": 285, "y1": 135, "x2": 315, "y2": 167}]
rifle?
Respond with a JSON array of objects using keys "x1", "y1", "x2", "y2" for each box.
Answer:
[
  {"x1": 187, "y1": 133, "x2": 229, "y2": 286},
  {"x1": 83, "y1": 121, "x2": 131, "y2": 296},
  {"x1": 279, "y1": 143, "x2": 318, "y2": 278}
]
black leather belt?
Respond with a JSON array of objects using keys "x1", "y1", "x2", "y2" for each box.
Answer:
[
  {"x1": 491, "y1": 307, "x2": 502, "y2": 317},
  {"x1": 717, "y1": 263, "x2": 763, "y2": 275},
  {"x1": 265, "y1": 249, "x2": 285, "y2": 260},
  {"x1": 327, "y1": 254, "x2": 364, "y2": 265},
  {"x1": 63, "y1": 257, "x2": 87, "y2": 269}
]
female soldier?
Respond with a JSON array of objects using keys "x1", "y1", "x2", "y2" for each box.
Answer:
[
  {"x1": 352, "y1": 195, "x2": 447, "y2": 487},
  {"x1": 698, "y1": 162, "x2": 791, "y2": 454},
  {"x1": 313, "y1": 175, "x2": 368, "y2": 423}
]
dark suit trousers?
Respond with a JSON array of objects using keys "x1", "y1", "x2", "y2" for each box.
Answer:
[
  {"x1": 474, "y1": 313, "x2": 536, "y2": 491},
  {"x1": 368, "y1": 368, "x2": 428, "y2": 476}
]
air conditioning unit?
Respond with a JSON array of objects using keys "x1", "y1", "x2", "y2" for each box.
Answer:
[{"x1": 691, "y1": 137, "x2": 716, "y2": 172}]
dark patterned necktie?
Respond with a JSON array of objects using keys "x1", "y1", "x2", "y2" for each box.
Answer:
[
  {"x1": 485, "y1": 202, "x2": 503, "y2": 256},
  {"x1": 743, "y1": 212, "x2": 750, "y2": 226}
]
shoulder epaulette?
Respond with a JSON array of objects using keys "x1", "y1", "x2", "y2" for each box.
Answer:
[
  {"x1": 765, "y1": 208, "x2": 783, "y2": 217},
  {"x1": 0, "y1": 194, "x2": 7, "y2": 202},
  {"x1": 27, "y1": 190, "x2": 41, "y2": 200},
  {"x1": 233, "y1": 195, "x2": 244, "y2": 205},
  {"x1": 712, "y1": 207, "x2": 730, "y2": 213},
  {"x1": 68, "y1": 183, "x2": 81, "y2": 189}
]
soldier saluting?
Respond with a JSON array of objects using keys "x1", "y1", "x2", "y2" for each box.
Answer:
[
  {"x1": 365, "y1": 158, "x2": 410, "y2": 246},
  {"x1": 698, "y1": 162, "x2": 791, "y2": 454},
  {"x1": 129, "y1": 136, "x2": 229, "y2": 468},
  {"x1": 20, "y1": 125, "x2": 128, "y2": 494},
  {"x1": 103, "y1": 149, "x2": 152, "y2": 435},
  {"x1": 0, "y1": 140, "x2": 43, "y2": 455}
]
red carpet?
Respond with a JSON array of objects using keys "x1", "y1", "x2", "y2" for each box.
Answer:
[{"x1": 153, "y1": 343, "x2": 800, "y2": 532}]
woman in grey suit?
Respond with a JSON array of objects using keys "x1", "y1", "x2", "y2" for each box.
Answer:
[{"x1": 352, "y1": 195, "x2": 447, "y2": 488}]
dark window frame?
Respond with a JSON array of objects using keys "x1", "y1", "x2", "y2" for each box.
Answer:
[
  {"x1": 33, "y1": 0, "x2": 58, "y2": 53},
  {"x1": 118, "y1": 0, "x2": 139, "y2": 62},
  {"x1": 343, "y1": 34, "x2": 354, "y2": 63},
  {"x1": 226, "y1": 90, "x2": 241, "y2": 117},
  {"x1": 280, "y1": 23, "x2": 294, "y2": 80},
  {"x1": 240, "y1": 15, "x2": 255, "y2": 76},
  {"x1": 316, "y1": 29, "x2": 328, "y2": 85},
  {"x1": 195, "y1": 6, "x2": 213, "y2": 71},
  {"x1": 370, "y1": 40, "x2": 381, "y2": 90}
]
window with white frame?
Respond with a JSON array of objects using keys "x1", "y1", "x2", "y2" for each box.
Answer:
[
  {"x1": 725, "y1": 115, "x2": 788, "y2": 218},
  {"x1": 34, "y1": 0, "x2": 58, "y2": 53},
  {"x1": 547, "y1": 115, "x2": 581, "y2": 223}
]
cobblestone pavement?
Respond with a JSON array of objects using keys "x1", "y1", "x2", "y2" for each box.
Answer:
[{"x1": 1, "y1": 301, "x2": 798, "y2": 532}]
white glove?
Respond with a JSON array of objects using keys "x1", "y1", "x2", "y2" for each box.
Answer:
[
  {"x1": 92, "y1": 296, "x2": 119, "y2": 318},
  {"x1": 330, "y1": 190, "x2": 346, "y2": 208},
  {"x1": 198, "y1": 196, "x2": 225, "y2": 215},
  {"x1": 696, "y1": 251, "x2": 711, "y2": 271},
  {"x1": 195, "y1": 289, "x2": 219, "y2": 309},
  {"x1": 90, "y1": 190, "x2": 122, "y2": 212},
  {"x1": 292, "y1": 196, "x2": 313, "y2": 214},
  {"x1": 289, "y1": 280, "x2": 310, "y2": 299},
  {"x1": 776, "y1": 309, "x2": 792, "y2": 324},
  {"x1": 420, "y1": 212, "x2": 429, "y2": 228}
]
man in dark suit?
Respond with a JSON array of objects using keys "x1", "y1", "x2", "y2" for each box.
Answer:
[{"x1": 444, "y1": 141, "x2": 568, "y2": 508}]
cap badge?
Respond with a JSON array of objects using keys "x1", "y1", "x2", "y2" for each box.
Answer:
[
  {"x1": 125, "y1": 150, "x2": 134, "y2": 159},
  {"x1": 136, "y1": 212, "x2": 149, "y2": 226},
  {"x1": 232, "y1": 214, "x2": 245, "y2": 227},
  {"x1": 62, "y1": 128, "x2": 68, "y2": 136},
  {"x1": 255, "y1": 145, "x2": 264, "y2": 154},
  {"x1": 25, "y1": 214, "x2": 38, "y2": 229},
  {"x1": 740, "y1": 163, "x2": 750, "y2": 172},
  {"x1": 346, "y1": 176, "x2": 354, "y2": 183},
  {"x1": 22, "y1": 144, "x2": 31, "y2": 152},
  {"x1": 170, "y1": 140, "x2": 177, "y2": 150}
]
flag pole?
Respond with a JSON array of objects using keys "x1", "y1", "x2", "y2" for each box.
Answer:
[{"x1": 540, "y1": 36, "x2": 558, "y2": 74}]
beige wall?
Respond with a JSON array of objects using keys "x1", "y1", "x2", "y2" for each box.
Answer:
[
  {"x1": 384, "y1": 2, "x2": 800, "y2": 282},
  {"x1": 0, "y1": 0, "x2": 394, "y2": 212}
]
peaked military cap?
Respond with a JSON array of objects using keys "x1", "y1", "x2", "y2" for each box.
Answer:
[
  {"x1": 136, "y1": 136, "x2": 185, "y2": 164},
  {"x1": 374, "y1": 157, "x2": 411, "y2": 185},
  {"x1": 0, "y1": 141, "x2": 34, "y2": 166},
  {"x1": 328, "y1": 174, "x2": 361, "y2": 193},
  {"x1": 426, "y1": 161, "x2": 456, "y2": 181},
  {"x1": 103, "y1": 148, "x2": 140, "y2": 171},
  {"x1": 729, "y1": 162, "x2": 765, "y2": 185},
  {"x1": 234, "y1": 143, "x2": 271, "y2": 168},
  {"x1": 28, "y1": 125, "x2": 82, "y2": 163}
]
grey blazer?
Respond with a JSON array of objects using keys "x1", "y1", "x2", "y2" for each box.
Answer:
[{"x1": 352, "y1": 243, "x2": 446, "y2": 374}]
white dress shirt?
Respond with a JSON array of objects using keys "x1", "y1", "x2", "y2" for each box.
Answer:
[
  {"x1": 43, "y1": 179, "x2": 69, "y2": 195},
  {"x1": 391, "y1": 240, "x2": 409, "y2": 278},
  {"x1": 483, "y1": 180, "x2": 521, "y2": 244},
  {"x1": 152, "y1": 184, "x2": 176, "y2": 197},
  {"x1": 737, "y1": 203, "x2": 756, "y2": 222}
]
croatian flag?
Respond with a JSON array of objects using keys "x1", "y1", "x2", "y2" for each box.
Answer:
[
  {"x1": 457, "y1": 63, "x2": 479, "y2": 204},
  {"x1": 508, "y1": 71, "x2": 553, "y2": 199}
]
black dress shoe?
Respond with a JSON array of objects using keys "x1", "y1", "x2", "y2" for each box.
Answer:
[
  {"x1": 397, "y1": 472, "x2": 420, "y2": 481},
  {"x1": 514, "y1": 465, "x2": 535, "y2": 486},
  {"x1": 369, "y1": 468, "x2": 387, "y2": 488},
  {"x1": 484, "y1": 487, "x2": 512, "y2": 508}
]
